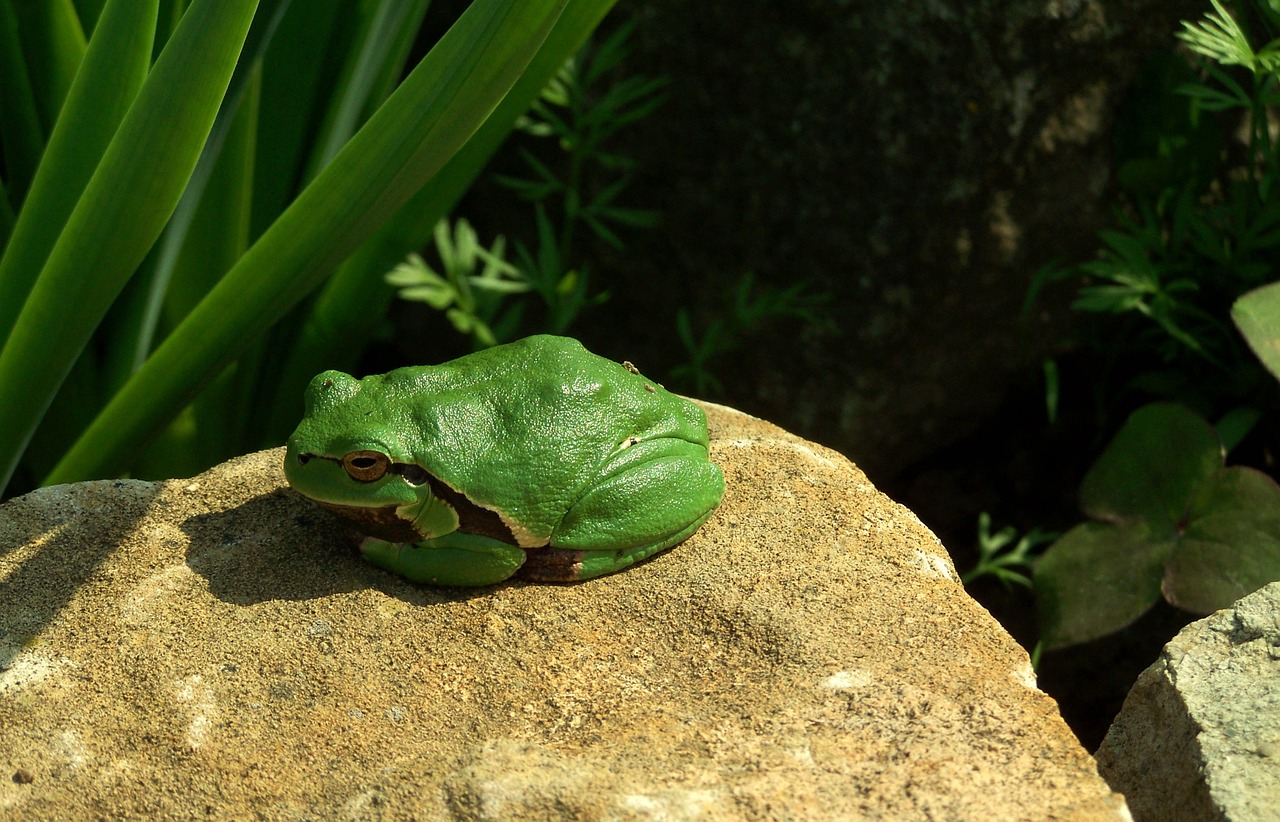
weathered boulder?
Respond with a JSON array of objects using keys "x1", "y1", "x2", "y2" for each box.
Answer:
[
  {"x1": 593, "y1": 0, "x2": 1205, "y2": 480},
  {"x1": 0, "y1": 403, "x2": 1125, "y2": 818},
  {"x1": 1095, "y1": 581, "x2": 1280, "y2": 821}
]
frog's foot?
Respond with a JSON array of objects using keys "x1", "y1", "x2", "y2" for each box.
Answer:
[
  {"x1": 360, "y1": 533, "x2": 526, "y2": 586},
  {"x1": 520, "y1": 507, "x2": 716, "y2": 582}
]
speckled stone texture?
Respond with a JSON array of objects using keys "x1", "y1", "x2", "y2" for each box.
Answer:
[
  {"x1": 1096, "y1": 581, "x2": 1280, "y2": 821},
  {"x1": 0, "y1": 403, "x2": 1126, "y2": 819}
]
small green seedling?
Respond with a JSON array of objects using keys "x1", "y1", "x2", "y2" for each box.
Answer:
[
  {"x1": 1034, "y1": 402, "x2": 1280, "y2": 649},
  {"x1": 962, "y1": 513, "x2": 1056, "y2": 590}
]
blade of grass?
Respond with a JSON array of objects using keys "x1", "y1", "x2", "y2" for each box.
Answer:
[
  {"x1": 0, "y1": 0, "x2": 46, "y2": 203},
  {"x1": 46, "y1": 0, "x2": 576, "y2": 485},
  {"x1": 0, "y1": 0, "x2": 258, "y2": 493},
  {"x1": 250, "y1": 0, "x2": 343, "y2": 238},
  {"x1": 363, "y1": 0, "x2": 433, "y2": 119},
  {"x1": 10, "y1": 0, "x2": 86, "y2": 132},
  {"x1": 71, "y1": 0, "x2": 106, "y2": 31},
  {"x1": 266, "y1": 0, "x2": 616, "y2": 434},
  {"x1": 152, "y1": 67, "x2": 261, "y2": 477},
  {"x1": 109, "y1": 0, "x2": 290, "y2": 386},
  {"x1": 301, "y1": 0, "x2": 432, "y2": 183},
  {"x1": 0, "y1": 177, "x2": 13, "y2": 243},
  {"x1": 0, "y1": 0, "x2": 157, "y2": 350}
]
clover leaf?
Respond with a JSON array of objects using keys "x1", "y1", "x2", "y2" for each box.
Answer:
[{"x1": 1035, "y1": 403, "x2": 1280, "y2": 648}]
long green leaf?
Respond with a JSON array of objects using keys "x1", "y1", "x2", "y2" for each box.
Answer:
[
  {"x1": 0, "y1": 177, "x2": 13, "y2": 242},
  {"x1": 71, "y1": 0, "x2": 106, "y2": 31},
  {"x1": 0, "y1": 0, "x2": 45, "y2": 203},
  {"x1": 114, "y1": 0, "x2": 290, "y2": 383},
  {"x1": 0, "y1": 0, "x2": 258, "y2": 493},
  {"x1": 45, "y1": 0, "x2": 575, "y2": 485},
  {"x1": 267, "y1": 0, "x2": 616, "y2": 435},
  {"x1": 250, "y1": 0, "x2": 343, "y2": 238},
  {"x1": 0, "y1": 0, "x2": 157, "y2": 350},
  {"x1": 10, "y1": 0, "x2": 86, "y2": 132},
  {"x1": 301, "y1": 0, "x2": 432, "y2": 183},
  {"x1": 363, "y1": 0, "x2": 434, "y2": 120}
]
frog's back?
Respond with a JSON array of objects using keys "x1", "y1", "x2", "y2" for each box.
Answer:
[
  {"x1": 387, "y1": 336, "x2": 708, "y2": 534},
  {"x1": 394, "y1": 335, "x2": 702, "y2": 440}
]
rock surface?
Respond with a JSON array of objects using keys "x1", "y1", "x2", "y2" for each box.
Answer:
[
  {"x1": 0, "y1": 403, "x2": 1125, "y2": 819},
  {"x1": 1095, "y1": 581, "x2": 1280, "y2": 821}
]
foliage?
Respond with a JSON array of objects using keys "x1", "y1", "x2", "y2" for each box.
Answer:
[
  {"x1": 961, "y1": 513, "x2": 1056, "y2": 590},
  {"x1": 672, "y1": 274, "x2": 829, "y2": 396},
  {"x1": 1034, "y1": 402, "x2": 1280, "y2": 649},
  {"x1": 391, "y1": 19, "x2": 665, "y2": 346},
  {"x1": 386, "y1": 220, "x2": 529, "y2": 349},
  {"x1": 0, "y1": 0, "x2": 618, "y2": 497},
  {"x1": 1030, "y1": 0, "x2": 1280, "y2": 437},
  {"x1": 1022, "y1": 2, "x2": 1280, "y2": 651},
  {"x1": 1177, "y1": 0, "x2": 1280, "y2": 73},
  {"x1": 1233, "y1": 280, "x2": 1280, "y2": 379}
]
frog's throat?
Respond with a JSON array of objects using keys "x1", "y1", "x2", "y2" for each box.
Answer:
[{"x1": 312, "y1": 500, "x2": 425, "y2": 543}]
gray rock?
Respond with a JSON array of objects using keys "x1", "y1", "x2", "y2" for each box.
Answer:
[
  {"x1": 0, "y1": 403, "x2": 1126, "y2": 818},
  {"x1": 1096, "y1": 581, "x2": 1280, "y2": 821}
]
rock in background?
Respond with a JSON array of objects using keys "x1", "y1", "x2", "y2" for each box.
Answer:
[
  {"x1": 1095, "y1": 581, "x2": 1280, "y2": 821},
  {"x1": 586, "y1": 0, "x2": 1206, "y2": 483},
  {"x1": 0, "y1": 405, "x2": 1125, "y2": 819}
]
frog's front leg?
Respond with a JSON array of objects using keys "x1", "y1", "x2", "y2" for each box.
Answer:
[
  {"x1": 360, "y1": 533, "x2": 526, "y2": 586},
  {"x1": 524, "y1": 438, "x2": 724, "y2": 582}
]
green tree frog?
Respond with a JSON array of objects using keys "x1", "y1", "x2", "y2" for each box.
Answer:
[{"x1": 284, "y1": 335, "x2": 724, "y2": 586}]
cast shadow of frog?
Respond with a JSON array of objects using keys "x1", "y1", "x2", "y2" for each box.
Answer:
[{"x1": 181, "y1": 488, "x2": 501, "y2": 606}]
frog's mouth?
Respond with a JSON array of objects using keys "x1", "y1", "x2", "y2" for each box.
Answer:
[{"x1": 312, "y1": 501, "x2": 424, "y2": 543}]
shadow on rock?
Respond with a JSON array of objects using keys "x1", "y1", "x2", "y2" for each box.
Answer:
[
  {"x1": 0, "y1": 480, "x2": 156, "y2": 650},
  {"x1": 181, "y1": 487, "x2": 497, "y2": 607}
]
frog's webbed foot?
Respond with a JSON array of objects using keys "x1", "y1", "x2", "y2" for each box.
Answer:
[{"x1": 360, "y1": 533, "x2": 526, "y2": 586}]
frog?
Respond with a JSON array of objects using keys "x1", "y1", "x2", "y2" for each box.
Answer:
[{"x1": 283, "y1": 335, "x2": 725, "y2": 586}]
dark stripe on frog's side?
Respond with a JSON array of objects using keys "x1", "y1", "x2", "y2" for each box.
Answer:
[
  {"x1": 313, "y1": 500, "x2": 424, "y2": 543},
  {"x1": 421, "y1": 474, "x2": 519, "y2": 545},
  {"x1": 313, "y1": 472, "x2": 517, "y2": 545},
  {"x1": 518, "y1": 547, "x2": 586, "y2": 582}
]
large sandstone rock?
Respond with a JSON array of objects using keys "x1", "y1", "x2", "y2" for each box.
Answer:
[
  {"x1": 0, "y1": 404, "x2": 1125, "y2": 818},
  {"x1": 1095, "y1": 581, "x2": 1280, "y2": 821}
]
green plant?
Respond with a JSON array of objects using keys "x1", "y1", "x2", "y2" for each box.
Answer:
[
  {"x1": 390, "y1": 20, "x2": 664, "y2": 343},
  {"x1": 498, "y1": 18, "x2": 666, "y2": 254},
  {"x1": 672, "y1": 273, "x2": 828, "y2": 395},
  {"x1": 0, "y1": 0, "x2": 618, "y2": 497},
  {"x1": 1030, "y1": 0, "x2": 1280, "y2": 429},
  {"x1": 1034, "y1": 402, "x2": 1280, "y2": 649},
  {"x1": 386, "y1": 219, "x2": 529, "y2": 349},
  {"x1": 962, "y1": 513, "x2": 1056, "y2": 590}
]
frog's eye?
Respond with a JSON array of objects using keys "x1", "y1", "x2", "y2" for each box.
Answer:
[{"x1": 341, "y1": 450, "x2": 389, "y2": 482}]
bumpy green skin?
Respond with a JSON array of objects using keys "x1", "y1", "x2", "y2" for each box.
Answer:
[{"x1": 284, "y1": 335, "x2": 724, "y2": 586}]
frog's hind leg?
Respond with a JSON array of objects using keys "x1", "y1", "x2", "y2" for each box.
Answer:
[
  {"x1": 520, "y1": 507, "x2": 716, "y2": 581},
  {"x1": 360, "y1": 534, "x2": 526, "y2": 586},
  {"x1": 521, "y1": 440, "x2": 725, "y2": 582}
]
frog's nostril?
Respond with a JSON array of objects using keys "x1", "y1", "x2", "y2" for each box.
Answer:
[{"x1": 297, "y1": 453, "x2": 313, "y2": 465}]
